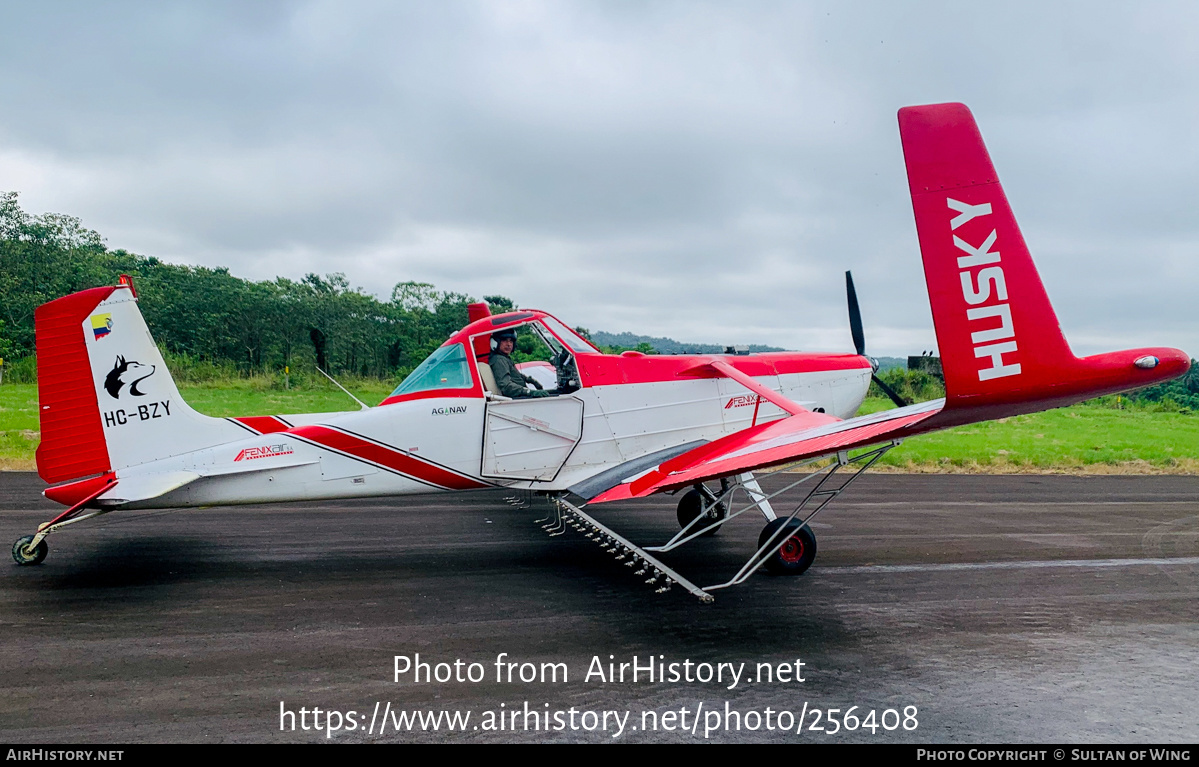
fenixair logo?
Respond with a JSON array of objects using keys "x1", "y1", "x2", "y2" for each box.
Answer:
[
  {"x1": 234, "y1": 444, "x2": 294, "y2": 462},
  {"x1": 724, "y1": 394, "x2": 759, "y2": 409},
  {"x1": 432, "y1": 406, "x2": 468, "y2": 416}
]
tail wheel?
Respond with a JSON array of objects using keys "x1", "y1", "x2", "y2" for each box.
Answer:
[
  {"x1": 12, "y1": 535, "x2": 48, "y2": 566},
  {"x1": 758, "y1": 518, "x2": 817, "y2": 575},
  {"x1": 676, "y1": 488, "x2": 727, "y2": 536}
]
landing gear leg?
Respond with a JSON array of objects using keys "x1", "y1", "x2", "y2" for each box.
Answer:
[
  {"x1": 676, "y1": 484, "x2": 728, "y2": 536},
  {"x1": 704, "y1": 442, "x2": 898, "y2": 592},
  {"x1": 561, "y1": 442, "x2": 899, "y2": 601}
]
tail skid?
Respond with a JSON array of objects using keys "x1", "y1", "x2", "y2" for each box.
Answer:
[{"x1": 899, "y1": 103, "x2": 1188, "y2": 420}]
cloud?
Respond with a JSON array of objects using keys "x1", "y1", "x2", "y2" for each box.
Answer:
[{"x1": 0, "y1": 1, "x2": 1196, "y2": 357}]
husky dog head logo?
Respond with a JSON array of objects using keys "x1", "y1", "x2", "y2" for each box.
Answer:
[{"x1": 104, "y1": 356, "x2": 155, "y2": 399}]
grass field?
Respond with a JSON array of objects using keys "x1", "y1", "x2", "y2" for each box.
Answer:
[
  {"x1": 2, "y1": 384, "x2": 1197, "y2": 473},
  {"x1": 0, "y1": 382, "x2": 392, "y2": 471},
  {"x1": 861, "y1": 397, "x2": 1199, "y2": 472}
]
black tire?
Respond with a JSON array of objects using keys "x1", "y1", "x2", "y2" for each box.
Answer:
[
  {"x1": 12, "y1": 535, "x2": 47, "y2": 566},
  {"x1": 676, "y1": 488, "x2": 726, "y2": 536},
  {"x1": 758, "y1": 518, "x2": 817, "y2": 575}
]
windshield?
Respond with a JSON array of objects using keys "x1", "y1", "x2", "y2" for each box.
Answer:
[
  {"x1": 390, "y1": 343, "x2": 474, "y2": 396},
  {"x1": 540, "y1": 315, "x2": 599, "y2": 354}
]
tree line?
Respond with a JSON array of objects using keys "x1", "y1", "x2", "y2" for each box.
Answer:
[
  {"x1": 2, "y1": 191, "x2": 1194, "y2": 408},
  {"x1": 0, "y1": 191, "x2": 514, "y2": 383}
]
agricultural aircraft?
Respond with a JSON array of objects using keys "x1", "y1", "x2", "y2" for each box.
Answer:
[{"x1": 13, "y1": 103, "x2": 1189, "y2": 602}]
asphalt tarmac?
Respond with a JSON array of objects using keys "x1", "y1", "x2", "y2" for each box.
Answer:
[{"x1": 2, "y1": 471, "x2": 1197, "y2": 743}]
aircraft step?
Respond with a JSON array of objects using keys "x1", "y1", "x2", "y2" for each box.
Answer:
[{"x1": 548, "y1": 497, "x2": 714, "y2": 603}]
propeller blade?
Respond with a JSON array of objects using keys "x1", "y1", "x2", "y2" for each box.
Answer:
[
  {"x1": 872, "y1": 373, "x2": 910, "y2": 408},
  {"x1": 846, "y1": 271, "x2": 866, "y2": 357},
  {"x1": 847, "y1": 270, "x2": 904, "y2": 406}
]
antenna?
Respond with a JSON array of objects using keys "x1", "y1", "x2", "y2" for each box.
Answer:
[{"x1": 315, "y1": 367, "x2": 370, "y2": 410}]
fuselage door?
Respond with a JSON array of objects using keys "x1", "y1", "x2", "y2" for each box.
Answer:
[{"x1": 482, "y1": 396, "x2": 584, "y2": 481}]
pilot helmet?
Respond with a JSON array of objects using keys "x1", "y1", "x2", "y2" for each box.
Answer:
[{"x1": 492, "y1": 329, "x2": 517, "y2": 346}]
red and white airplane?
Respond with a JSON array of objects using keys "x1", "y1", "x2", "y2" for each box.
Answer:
[{"x1": 12, "y1": 103, "x2": 1190, "y2": 602}]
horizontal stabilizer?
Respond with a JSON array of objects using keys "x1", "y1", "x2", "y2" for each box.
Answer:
[
  {"x1": 98, "y1": 458, "x2": 320, "y2": 505},
  {"x1": 98, "y1": 471, "x2": 200, "y2": 504},
  {"x1": 200, "y1": 458, "x2": 318, "y2": 478}
]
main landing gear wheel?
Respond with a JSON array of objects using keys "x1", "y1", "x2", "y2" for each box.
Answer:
[
  {"x1": 12, "y1": 535, "x2": 47, "y2": 566},
  {"x1": 758, "y1": 518, "x2": 817, "y2": 576},
  {"x1": 676, "y1": 488, "x2": 727, "y2": 536}
]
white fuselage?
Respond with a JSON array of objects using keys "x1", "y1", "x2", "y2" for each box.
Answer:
[{"x1": 113, "y1": 366, "x2": 871, "y2": 510}]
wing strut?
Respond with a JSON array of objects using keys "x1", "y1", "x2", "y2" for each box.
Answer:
[
  {"x1": 679, "y1": 359, "x2": 809, "y2": 416},
  {"x1": 705, "y1": 442, "x2": 896, "y2": 592},
  {"x1": 544, "y1": 441, "x2": 898, "y2": 602}
]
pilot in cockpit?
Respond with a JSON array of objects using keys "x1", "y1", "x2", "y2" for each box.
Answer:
[{"x1": 489, "y1": 329, "x2": 555, "y2": 398}]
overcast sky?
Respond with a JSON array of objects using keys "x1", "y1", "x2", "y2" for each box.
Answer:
[{"x1": 2, "y1": 1, "x2": 1196, "y2": 357}]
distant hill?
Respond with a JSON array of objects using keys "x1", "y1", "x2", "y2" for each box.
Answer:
[
  {"x1": 875, "y1": 356, "x2": 906, "y2": 371},
  {"x1": 592, "y1": 332, "x2": 910, "y2": 369},
  {"x1": 590, "y1": 331, "x2": 784, "y2": 355}
]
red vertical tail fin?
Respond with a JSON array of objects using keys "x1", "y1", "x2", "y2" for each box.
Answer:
[
  {"x1": 898, "y1": 103, "x2": 1188, "y2": 416},
  {"x1": 35, "y1": 282, "x2": 256, "y2": 495}
]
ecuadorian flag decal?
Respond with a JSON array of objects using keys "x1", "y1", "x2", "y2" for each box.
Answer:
[{"x1": 90, "y1": 313, "x2": 113, "y2": 340}]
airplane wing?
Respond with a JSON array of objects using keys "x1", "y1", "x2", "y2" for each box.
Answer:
[{"x1": 585, "y1": 398, "x2": 945, "y2": 504}]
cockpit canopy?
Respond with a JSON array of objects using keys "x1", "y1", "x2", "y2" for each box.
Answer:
[{"x1": 385, "y1": 310, "x2": 596, "y2": 402}]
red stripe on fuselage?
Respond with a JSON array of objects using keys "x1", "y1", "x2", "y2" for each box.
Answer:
[
  {"x1": 379, "y1": 388, "x2": 478, "y2": 407},
  {"x1": 575, "y1": 352, "x2": 870, "y2": 387},
  {"x1": 232, "y1": 416, "x2": 293, "y2": 434},
  {"x1": 288, "y1": 425, "x2": 489, "y2": 490}
]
